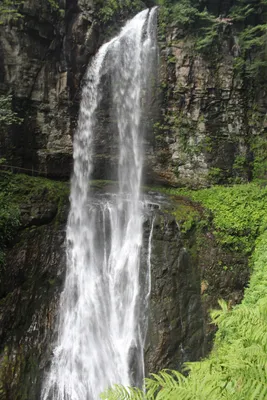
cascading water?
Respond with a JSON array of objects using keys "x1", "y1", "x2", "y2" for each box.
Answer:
[{"x1": 42, "y1": 8, "x2": 157, "y2": 400}]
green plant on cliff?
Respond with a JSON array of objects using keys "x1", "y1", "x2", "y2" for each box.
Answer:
[
  {"x1": 0, "y1": 95, "x2": 23, "y2": 127},
  {"x1": 156, "y1": 0, "x2": 224, "y2": 52},
  {"x1": 233, "y1": 24, "x2": 267, "y2": 78},
  {"x1": 159, "y1": 183, "x2": 267, "y2": 255},
  {"x1": 0, "y1": 0, "x2": 23, "y2": 23},
  {"x1": 157, "y1": 0, "x2": 267, "y2": 77},
  {"x1": 230, "y1": 0, "x2": 267, "y2": 23},
  {"x1": 230, "y1": 0, "x2": 267, "y2": 79},
  {"x1": 95, "y1": 0, "x2": 145, "y2": 23}
]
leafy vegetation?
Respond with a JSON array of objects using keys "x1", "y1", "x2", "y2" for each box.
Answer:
[
  {"x1": 0, "y1": 0, "x2": 23, "y2": 23},
  {"x1": 156, "y1": 0, "x2": 267, "y2": 79},
  {"x1": 95, "y1": 0, "x2": 146, "y2": 23},
  {"x1": 159, "y1": 183, "x2": 267, "y2": 254},
  {"x1": 156, "y1": 0, "x2": 226, "y2": 53},
  {"x1": 0, "y1": 95, "x2": 23, "y2": 127},
  {"x1": 171, "y1": 201, "x2": 199, "y2": 233}
]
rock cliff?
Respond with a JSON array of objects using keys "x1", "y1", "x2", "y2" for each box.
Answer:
[
  {"x1": 0, "y1": 0, "x2": 259, "y2": 398},
  {"x1": 0, "y1": 0, "x2": 152, "y2": 178},
  {"x1": 0, "y1": 174, "x2": 249, "y2": 398},
  {"x1": 1, "y1": 0, "x2": 267, "y2": 186}
]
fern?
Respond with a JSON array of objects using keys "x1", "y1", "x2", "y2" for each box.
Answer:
[{"x1": 101, "y1": 385, "x2": 145, "y2": 400}]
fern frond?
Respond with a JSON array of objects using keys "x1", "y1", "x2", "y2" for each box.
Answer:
[{"x1": 101, "y1": 384, "x2": 145, "y2": 400}]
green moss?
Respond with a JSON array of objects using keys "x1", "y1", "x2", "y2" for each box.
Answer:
[
  {"x1": 171, "y1": 201, "x2": 200, "y2": 233},
  {"x1": 151, "y1": 182, "x2": 267, "y2": 256}
]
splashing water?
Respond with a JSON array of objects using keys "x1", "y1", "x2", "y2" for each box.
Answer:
[{"x1": 42, "y1": 8, "x2": 157, "y2": 400}]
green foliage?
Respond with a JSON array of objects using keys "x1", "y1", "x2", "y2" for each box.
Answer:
[
  {"x1": 169, "y1": 0, "x2": 200, "y2": 26},
  {"x1": 101, "y1": 385, "x2": 145, "y2": 400},
  {"x1": 157, "y1": 0, "x2": 267, "y2": 80},
  {"x1": 0, "y1": 95, "x2": 23, "y2": 127},
  {"x1": 234, "y1": 25, "x2": 267, "y2": 77},
  {"x1": 251, "y1": 137, "x2": 267, "y2": 180},
  {"x1": 230, "y1": 0, "x2": 267, "y2": 23},
  {"x1": 153, "y1": 182, "x2": 267, "y2": 255},
  {"x1": 46, "y1": 0, "x2": 59, "y2": 11},
  {"x1": 95, "y1": 0, "x2": 144, "y2": 23},
  {"x1": 171, "y1": 202, "x2": 199, "y2": 233},
  {"x1": 180, "y1": 183, "x2": 267, "y2": 254},
  {"x1": 233, "y1": 155, "x2": 247, "y2": 175},
  {"x1": 229, "y1": 0, "x2": 267, "y2": 79},
  {"x1": 0, "y1": 0, "x2": 63, "y2": 24},
  {"x1": 208, "y1": 167, "x2": 224, "y2": 184},
  {"x1": 0, "y1": 193, "x2": 20, "y2": 243},
  {"x1": 156, "y1": 0, "x2": 223, "y2": 52},
  {"x1": 0, "y1": 0, "x2": 23, "y2": 23}
]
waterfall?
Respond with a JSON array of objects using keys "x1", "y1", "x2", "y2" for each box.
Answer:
[{"x1": 42, "y1": 8, "x2": 157, "y2": 400}]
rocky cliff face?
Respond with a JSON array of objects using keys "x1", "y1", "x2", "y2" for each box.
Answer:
[
  {"x1": 150, "y1": 28, "x2": 267, "y2": 187},
  {"x1": 0, "y1": 175, "x2": 249, "y2": 398},
  {"x1": 0, "y1": 174, "x2": 68, "y2": 399},
  {"x1": 0, "y1": 1, "x2": 255, "y2": 397},
  {"x1": 0, "y1": 0, "x2": 153, "y2": 179},
  {"x1": 1, "y1": 1, "x2": 266, "y2": 186},
  {"x1": 1, "y1": 0, "x2": 94, "y2": 177},
  {"x1": 144, "y1": 211, "x2": 205, "y2": 373}
]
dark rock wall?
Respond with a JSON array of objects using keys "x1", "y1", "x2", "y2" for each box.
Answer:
[
  {"x1": 0, "y1": 0, "x2": 94, "y2": 177},
  {"x1": 0, "y1": 182, "x2": 68, "y2": 399},
  {"x1": 144, "y1": 213, "x2": 205, "y2": 373},
  {"x1": 0, "y1": 0, "x2": 154, "y2": 180}
]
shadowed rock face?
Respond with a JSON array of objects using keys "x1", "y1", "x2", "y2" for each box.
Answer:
[
  {"x1": 0, "y1": 0, "x2": 98, "y2": 178},
  {"x1": 0, "y1": 0, "x2": 156, "y2": 181},
  {"x1": 0, "y1": 192, "x2": 68, "y2": 399},
  {"x1": 143, "y1": 213, "x2": 205, "y2": 373}
]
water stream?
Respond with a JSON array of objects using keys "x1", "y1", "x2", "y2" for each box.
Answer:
[{"x1": 42, "y1": 8, "x2": 157, "y2": 400}]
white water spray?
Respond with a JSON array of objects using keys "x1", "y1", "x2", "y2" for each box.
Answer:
[{"x1": 42, "y1": 8, "x2": 157, "y2": 400}]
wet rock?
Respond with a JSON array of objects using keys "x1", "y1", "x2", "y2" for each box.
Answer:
[{"x1": 143, "y1": 213, "x2": 205, "y2": 373}]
